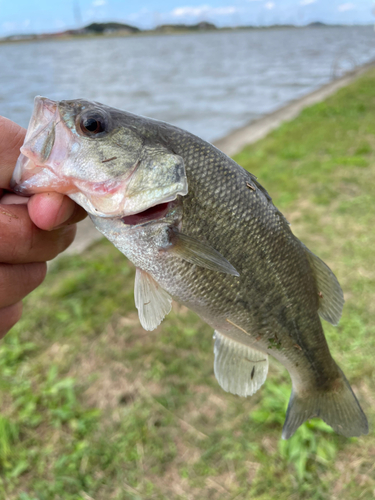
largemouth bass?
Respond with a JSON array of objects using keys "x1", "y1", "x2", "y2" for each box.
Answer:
[{"x1": 12, "y1": 96, "x2": 368, "y2": 439}]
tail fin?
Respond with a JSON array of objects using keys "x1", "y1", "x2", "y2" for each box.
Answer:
[{"x1": 282, "y1": 367, "x2": 368, "y2": 439}]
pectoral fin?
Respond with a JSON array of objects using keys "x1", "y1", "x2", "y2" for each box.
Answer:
[
  {"x1": 166, "y1": 229, "x2": 239, "y2": 276},
  {"x1": 134, "y1": 268, "x2": 172, "y2": 331},
  {"x1": 213, "y1": 330, "x2": 268, "y2": 397},
  {"x1": 304, "y1": 246, "x2": 344, "y2": 326}
]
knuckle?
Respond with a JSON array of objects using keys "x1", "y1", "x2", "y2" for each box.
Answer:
[
  {"x1": 24, "y1": 262, "x2": 47, "y2": 289},
  {"x1": 14, "y1": 263, "x2": 47, "y2": 295}
]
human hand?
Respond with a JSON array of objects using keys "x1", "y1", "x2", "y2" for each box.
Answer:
[{"x1": 0, "y1": 116, "x2": 87, "y2": 339}]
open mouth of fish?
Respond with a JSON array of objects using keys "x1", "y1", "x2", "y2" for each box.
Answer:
[{"x1": 121, "y1": 201, "x2": 172, "y2": 225}]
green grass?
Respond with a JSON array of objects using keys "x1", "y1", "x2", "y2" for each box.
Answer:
[{"x1": 1, "y1": 69, "x2": 375, "y2": 499}]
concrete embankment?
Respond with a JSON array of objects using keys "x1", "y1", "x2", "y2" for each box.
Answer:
[{"x1": 63, "y1": 59, "x2": 375, "y2": 256}]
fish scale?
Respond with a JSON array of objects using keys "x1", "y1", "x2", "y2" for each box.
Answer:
[
  {"x1": 12, "y1": 96, "x2": 368, "y2": 439},
  {"x1": 162, "y1": 131, "x2": 323, "y2": 365}
]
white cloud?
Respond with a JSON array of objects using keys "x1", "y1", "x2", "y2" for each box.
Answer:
[
  {"x1": 171, "y1": 5, "x2": 238, "y2": 17},
  {"x1": 172, "y1": 6, "x2": 207, "y2": 17},
  {"x1": 212, "y1": 6, "x2": 238, "y2": 14},
  {"x1": 300, "y1": 0, "x2": 316, "y2": 5},
  {"x1": 23, "y1": 19, "x2": 31, "y2": 27},
  {"x1": 92, "y1": 0, "x2": 106, "y2": 6},
  {"x1": 338, "y1": 2, "x2": 355, "y2": 11},
  {"x1": 264, "y1": 2, "x2": 275, "y2": 10}
]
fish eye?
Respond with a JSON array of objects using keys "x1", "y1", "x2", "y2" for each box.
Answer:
[{"x1": 79, "y1": 114, "x2": 106, "y2": 136}]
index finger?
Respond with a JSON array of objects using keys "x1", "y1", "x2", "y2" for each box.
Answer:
[{"x1": 0, "y1": 116, "x2": 26, "y2": 189}]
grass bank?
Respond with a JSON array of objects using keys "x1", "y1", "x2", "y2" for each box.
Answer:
[{"x1": 1, "y1": 69, "x2": 375, "y2": 500}]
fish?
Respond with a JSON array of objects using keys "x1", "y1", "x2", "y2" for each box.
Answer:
[{"x1": 11, "y1": 96, "x2": 368, "y2": 439}]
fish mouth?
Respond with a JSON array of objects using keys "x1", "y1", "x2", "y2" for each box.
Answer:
[{"x1": 121, "y1": 201, "x2": 173, "y2": 226}]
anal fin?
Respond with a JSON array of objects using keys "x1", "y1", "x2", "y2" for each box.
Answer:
[
  {"x1": 134, "y1": 268, "x2": 172, "y2": 331},
  {"x1": 213, "y1": 330, "x2": 268, "y2": 397}
]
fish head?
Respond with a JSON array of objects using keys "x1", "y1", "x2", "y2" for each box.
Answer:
[{"x1": 11, "y1": 96, "x2": 188, "y2": 218}]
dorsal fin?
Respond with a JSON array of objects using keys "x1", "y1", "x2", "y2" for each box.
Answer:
[
  {"x1": 134, "y1": 268, "x2": 172, "y2": 331},
  {"x1": 304, "y1": 246, "x2": 344, "y2": 326},
  {"x1": 213, "y1": 330, "x2": 268, "y2": 397}
]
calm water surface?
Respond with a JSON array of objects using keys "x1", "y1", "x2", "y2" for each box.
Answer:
[{"x1": 1, "y1": 27, "x2": 375, "y2": 141}]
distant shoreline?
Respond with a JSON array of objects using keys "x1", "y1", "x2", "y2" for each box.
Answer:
[
  {"x1": 214, "y1": 57, "x2": 375, "y2": 157},
  {"x1": 1, "y1": 22, "x2": 372, "y2": 46}
]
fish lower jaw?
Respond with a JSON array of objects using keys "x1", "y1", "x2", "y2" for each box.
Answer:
[
  {"x1": 68, "y1": 187, "x2": 180, "y2": 220},
  {"x1": 121, "y1": 201, "x2": 174, "y2": 226}
]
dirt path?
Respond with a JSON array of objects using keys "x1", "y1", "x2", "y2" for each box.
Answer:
[{"x1": 63, "y1": 59, "x2": 375, "y2": 256}]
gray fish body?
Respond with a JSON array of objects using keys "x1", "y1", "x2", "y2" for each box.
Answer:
[
  {"x1": 92, "y1": 115, "x2": 334, "y2": 384},
  {"x1": 12, "y1": 97, "x2": 368, "y2": 438}
]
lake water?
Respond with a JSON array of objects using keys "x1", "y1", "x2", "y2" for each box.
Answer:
[{"x1": 1, "y1": 26, "x2": 375, "y2": 142}]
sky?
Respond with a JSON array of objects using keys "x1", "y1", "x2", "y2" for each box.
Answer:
[{"x1": 0, "y1": 0, "x2": 374, "y2": 37}]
